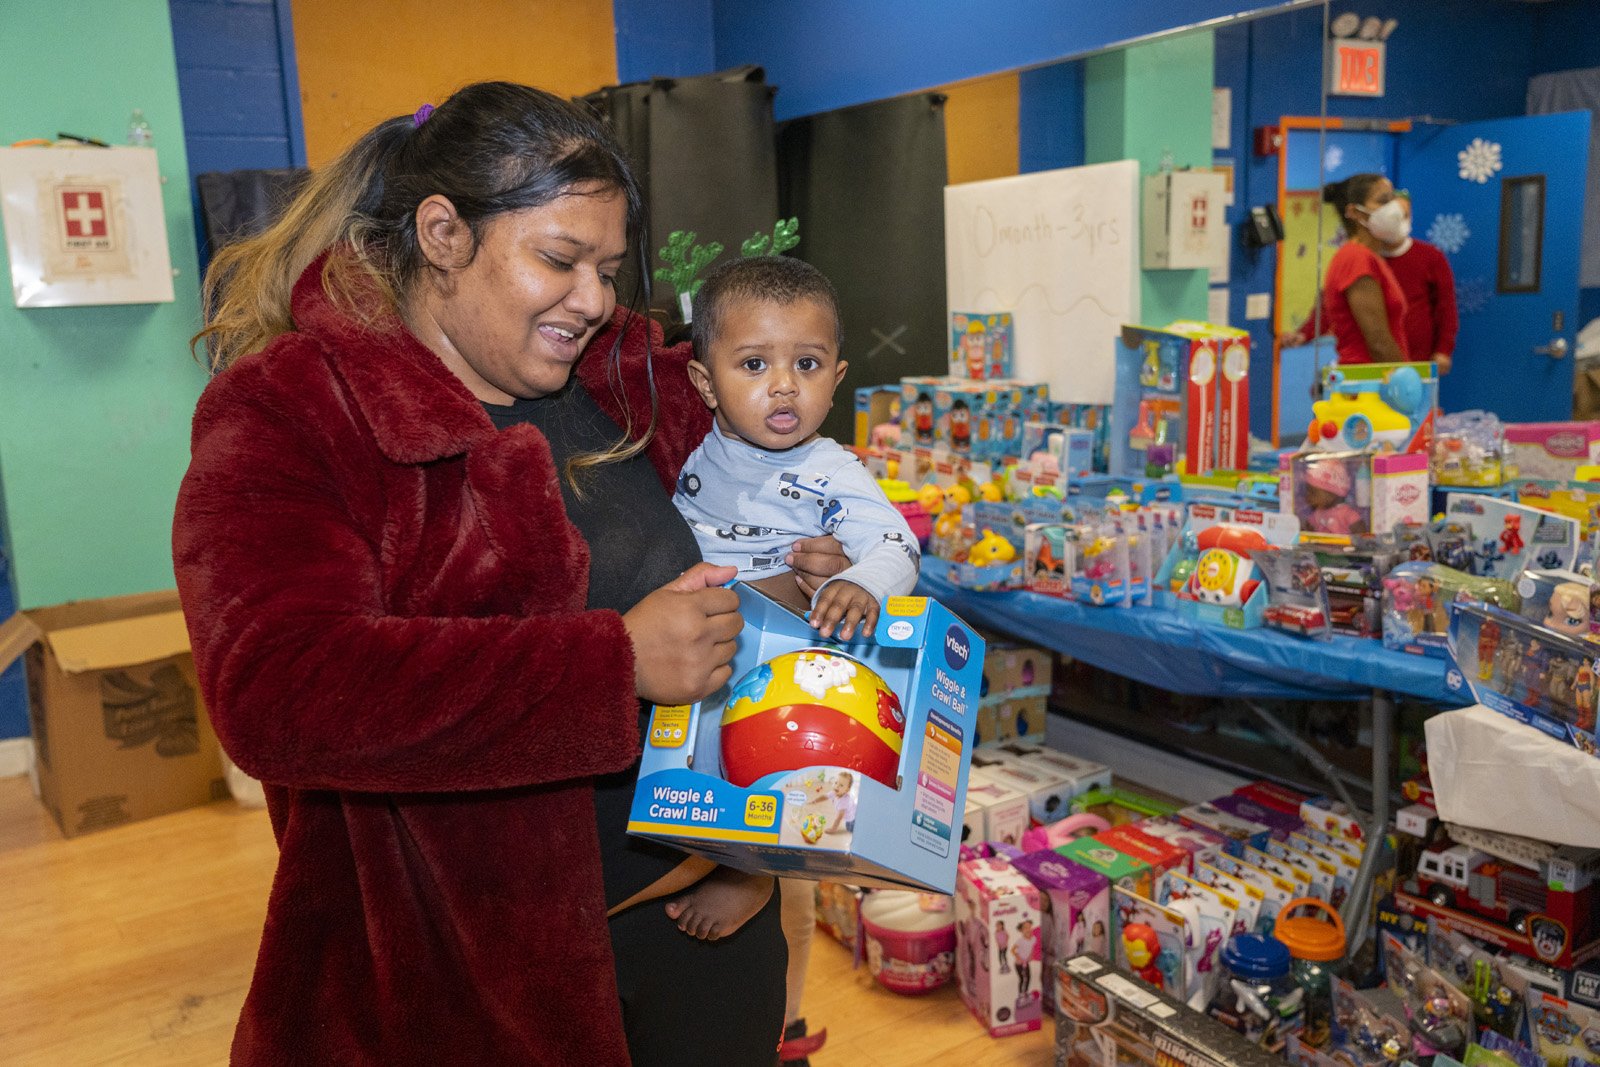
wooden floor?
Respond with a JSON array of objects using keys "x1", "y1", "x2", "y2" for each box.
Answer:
[{"x1": 0, "y1": 775, "x2": 1053, "y2": 1065}]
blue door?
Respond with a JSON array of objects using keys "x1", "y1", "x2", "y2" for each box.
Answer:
[{"x1": 1398, "y1": 113, "x2": 1590, "y2": 420}]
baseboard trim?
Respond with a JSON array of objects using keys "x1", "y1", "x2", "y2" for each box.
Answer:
[{"x1": 0, "y1": 736, "x2": 33, "y2": 779}]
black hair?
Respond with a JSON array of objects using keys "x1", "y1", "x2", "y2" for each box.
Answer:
[
  {"x1": 1323, "y1": 173, "x2": 1389, "y2": 237},
  {"x1": 690, "y1": 255, "x2": 843, "y2": 359}
]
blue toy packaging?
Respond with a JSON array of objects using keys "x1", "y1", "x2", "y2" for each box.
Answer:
[
  {"x1": 949, "y1": 311, "x2": 1014, "y2": 380},
  {"x1": 1155, "y1": 503, "x2": 1301, "y2": 628},
  {"x1": 628, "y1": 582, "x2": 985, "y2": 893},
  {"x1": 1441, "y1": 492, "x2": 1581, "y2": 580}
]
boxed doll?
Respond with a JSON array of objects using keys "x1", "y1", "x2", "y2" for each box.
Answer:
[
  {"x1": 1283, "y1": 449, "x2": 1430, "y2": 540},
  {"x1": 628, "y1": 582, "x2": 984, "y2": 892},
  {"x1": 1517, "y1": 569, "x2": 1599, "y2": 642},
  {"x1": 950, "y1": 311, "x2": 1014, "y2": 380},
  {"x1": 1054, "y1": 954, "x2": 1282, "y2": 1067},
  {"x1": 956, "y1": 857, "x2": 1046, "y2": 1036},
  {"x1": 1012, "y1": 849, "x2": 1111, "y2": 1011},
  {"x1": 1381, "y1": 560, "x2": 1520, "y2": 657}
]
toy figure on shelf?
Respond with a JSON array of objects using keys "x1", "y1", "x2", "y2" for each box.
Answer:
[
  {"x1": 912, "y1": 392, "x2": 934, "y2": 445},
  {"x1": 1122, "y1": 923, "x2": 1165, "y2": 989},
  {"x1": 1500, "y1": 515, "x2": 1525, "y2": 557},
  {"x1": 1300, "y1": 458, "x2": 1367, "y2": 536},
  {"x1": 1412, "y1": 574, "x2": 1447, "y2": 634},
  {"x1": 968, "y1": 529, "x2": 1017, "y2": 568},
  {"x1": 1577, "y1": 664, "x2": 1597, "y2": 728},
  {"x1": 1477, "y1": 621, "x2": 1501, "y2": 682},
  {"x1": 1544, "y1": 581, "x2": 1592, "y2": 638}
]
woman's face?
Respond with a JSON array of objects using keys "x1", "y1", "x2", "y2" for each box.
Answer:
[
  {"x1": 1349, "y1": 178, "x2": 1396, "y2": 225},
  {"x1": 418, "y1": 183, "x2": 628, "y2": 403}
]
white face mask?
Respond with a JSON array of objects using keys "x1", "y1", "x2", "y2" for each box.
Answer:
[{"x1": 1359, "y1": 199, "x2": 1411, "y2": 244}]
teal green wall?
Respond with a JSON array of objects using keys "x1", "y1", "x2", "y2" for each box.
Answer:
[
  {"x1": 0, "y1": 1, "x2": 206, "y2": 609},
  {"x1": 1085, "y1": 31, "x2": 1215, "y2": 326}
]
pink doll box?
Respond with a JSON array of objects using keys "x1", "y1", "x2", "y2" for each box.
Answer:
[
  {"x1": 956, "y1": 857, "x2": 1046, "y2": 1036},
  {"x1": 1011, "y1": 849, "x2": 1111, "y2": 1013}
]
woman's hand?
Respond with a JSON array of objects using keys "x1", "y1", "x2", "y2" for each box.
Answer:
[
  {"x1": 623, "y1": 563, "x2": 742, "y2": 705},
  {"x1": 786, "y1": 535, "x2": 851, "y2": 599}
]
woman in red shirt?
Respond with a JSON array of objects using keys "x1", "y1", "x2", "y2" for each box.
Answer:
[{"x1": 1318, "y1": 173, "x2": 1410, "y2": 364}]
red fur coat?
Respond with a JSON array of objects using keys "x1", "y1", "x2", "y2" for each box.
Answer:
[{"x1": 173, "y1": 257, "x2": 710, "y2": 1065}]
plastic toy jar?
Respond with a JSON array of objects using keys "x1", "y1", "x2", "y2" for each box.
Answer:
[
  {"x1": 859, "y1": 890, "x2": 957, "y2": 996},
  {"x1": 1210, "y1": 932, "x2": 1302, "y2": 1052},
  {"x1": 1275, "y1": 897, "x2": 1346, "y2": 1048}
]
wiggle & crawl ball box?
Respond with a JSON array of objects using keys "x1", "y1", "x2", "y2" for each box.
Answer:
[{"x1": 628, "y1": 582, "x2": 985, "y2": 893}]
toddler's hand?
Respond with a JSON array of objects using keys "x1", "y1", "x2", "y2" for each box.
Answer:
[{"x1": 810, "y1": 579, "x2": 879, "y2": 642}]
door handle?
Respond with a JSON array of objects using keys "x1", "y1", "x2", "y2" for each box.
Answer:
[{"x1": 1536, "y1": 337, "x2": 1570, "y2": 360}]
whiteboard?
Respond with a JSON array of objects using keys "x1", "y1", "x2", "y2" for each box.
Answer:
[{"x1": 944, "y1": 160, "x2": 1139, "y2": 405}]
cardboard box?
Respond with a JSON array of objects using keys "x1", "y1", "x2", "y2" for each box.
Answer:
[
  {"x1": 1506, "y1": 421, "x2": 1600, "y2": 481},
  {"x1": 627, "y1": 583, "x2": 984, "y2": 892},
  {"x1": 964, "y1": 778, "x2": 1032, "y2": 849},
  {"x1": 956, "y1": 857, "x2": 1046, "y2": 1036},
  {"x1": 0, "y1": 591, "x2": 225, "y2": 838},
  {"x1": 1012, "y1": 849, "x2": 1110, "y2": 1012},
  {"x1": 1054, "y1": 954, "x2": 1282, "y2": 1067}
]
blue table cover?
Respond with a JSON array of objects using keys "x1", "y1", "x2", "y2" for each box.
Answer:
[{"x1": 918, "y1": 558, "x2": 1459, "y2": 703}]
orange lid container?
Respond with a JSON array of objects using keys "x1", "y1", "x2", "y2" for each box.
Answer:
[{"x1": 1274, "y1": 897, "x2": 1346, "y2": 962}]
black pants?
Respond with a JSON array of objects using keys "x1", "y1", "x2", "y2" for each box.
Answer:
[{"x1": 609, "y1": 889, "x2": 787, "y2": 1067}]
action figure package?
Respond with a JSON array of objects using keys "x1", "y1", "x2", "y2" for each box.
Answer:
[
  {"x1": 1441, "y1": 493, "x2": 1581, "y2": 580},
  {"x1": 1448, "y1": 601, "x2": 1600, "y2": 755},
  {"x1": 1517, "y1": 569, "x2": 1600, "y2": 642},
  {"x1": 1383, "y1": 932, "x2": 1475, "y2": 1061},
  {"x1": 1381, "y1": 561, "x2": 1520, "y2": 658}
]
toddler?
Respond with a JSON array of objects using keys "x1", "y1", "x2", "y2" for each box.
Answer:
[
  {"x1": 824, "y1": 770, "x2": 856, "y2": 835},
  {"x1": 655, "y1": 256, "x2": 920, "y2": 945}
]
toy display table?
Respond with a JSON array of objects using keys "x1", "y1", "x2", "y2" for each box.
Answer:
[{"x1": 917, "y1": 557, "x2": 1470, "y2": 956}]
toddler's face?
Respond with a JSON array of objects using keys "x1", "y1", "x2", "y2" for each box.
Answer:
[{"x1": 689, "y1": 296, "x2": 846, "y2": 450}]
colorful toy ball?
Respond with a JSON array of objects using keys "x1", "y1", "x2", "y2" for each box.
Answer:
[
  {"x1": 720, "y1": 648, "x2": 906, "y2": 789},
  {"x1": 799, "y1": 812, "x2": 827, "y2": 844}
]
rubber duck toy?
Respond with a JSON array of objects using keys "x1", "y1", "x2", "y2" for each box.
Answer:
[
  {"x1": 917, "y1": 482, "x2": 945, "y2": 515},
  {"x1": 968, "y1": 529, "x2": 1017, "y2": 568}
]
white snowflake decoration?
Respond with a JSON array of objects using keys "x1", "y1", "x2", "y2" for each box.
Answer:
[
  {"x1": 1427, "y1": 213, "x2": 1470, "y2": 254},
  {"x1": 1324, "y1": 144, "x2": 1345, "y2": 173},
  {"x1": 1458, "y1": 138, "x2": 1503, "y2": 184},
  {"x1": 1457, "y1": 276, "x2": 1492, "y2": 315}
]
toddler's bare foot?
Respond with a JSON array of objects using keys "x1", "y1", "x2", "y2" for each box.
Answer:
[{"x1": 663, "y1": 867, "x2": 774, "y2": 940}]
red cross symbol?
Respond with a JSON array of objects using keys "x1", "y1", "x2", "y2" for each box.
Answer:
[{"x1": 61, "y1": 190, "x2": 108, "y2": 238}]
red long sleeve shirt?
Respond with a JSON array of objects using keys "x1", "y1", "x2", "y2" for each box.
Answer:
[{"x1": 1298, "y1": 238, "x2": 1458, "y2": 363}]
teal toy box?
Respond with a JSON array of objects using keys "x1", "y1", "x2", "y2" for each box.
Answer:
[{"x1": 628, "y1": 582, "x2": 985, "y2": 893}]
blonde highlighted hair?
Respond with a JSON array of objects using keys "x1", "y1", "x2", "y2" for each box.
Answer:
[{"x1": 194, "y1": 82, "x2": 658, "y2": 484}]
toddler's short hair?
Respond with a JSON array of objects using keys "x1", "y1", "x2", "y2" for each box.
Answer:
[{"x1": 691, "y1": 255, "x2": 843, "y2": 357}]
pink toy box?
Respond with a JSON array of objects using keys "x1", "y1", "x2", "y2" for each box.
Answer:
[
  {"x1": 1011, "y1": 850, "x2": 1111, "y2": 1014},
  {"x1": 1281, "y1": 450, "x2": 1429, "y2": 540},
  {"x1": 1505, "y1": 421, "x2": 1600, "y2": 481},
  {"x1": 956, "y1": 857, "x2": 1046, "y2": 1036}
]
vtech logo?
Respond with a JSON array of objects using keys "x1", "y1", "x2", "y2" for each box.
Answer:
[{"x1": 944, "y1": 625, "x2": 970, "y2": 669}]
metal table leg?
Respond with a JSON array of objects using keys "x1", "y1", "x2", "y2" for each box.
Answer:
[{"x1": 1338, "y1": 687, "x2": 1392, "y2": 961}]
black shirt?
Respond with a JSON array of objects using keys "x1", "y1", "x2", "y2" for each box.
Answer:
[{"x1": 484, "y1": 381, "x2": 703, "y2": 905}]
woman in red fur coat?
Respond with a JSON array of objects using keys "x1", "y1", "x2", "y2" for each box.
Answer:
[{"x1": 173, "y1": 82, "x2": 843, "y2": 1066}]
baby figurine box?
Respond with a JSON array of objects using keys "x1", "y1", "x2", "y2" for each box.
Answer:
[{"x1": 628, "y1": 581, "x2": 985, "y2": 894}]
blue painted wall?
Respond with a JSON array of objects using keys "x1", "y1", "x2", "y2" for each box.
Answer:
[
  {"x1": 613, "y1": 0, "x2": 715, "y2": 82},
  {"x1": 168, "y1": 0, "x2": 305, "y2": 266},
  {"x1": 710, "y1": 0, "x2": 1318, "y2": 121},
  {"x1": 1019, "y1": 61, "x2": 1086, "y2": 174}
]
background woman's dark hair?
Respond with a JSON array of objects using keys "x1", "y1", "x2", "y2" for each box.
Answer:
[
  {"x1": 1323, "y1": 172, "x2": 1388, "y2": 236},
  {"x1": 197, "y1": 81, "x2": 657, "y2": 480}
]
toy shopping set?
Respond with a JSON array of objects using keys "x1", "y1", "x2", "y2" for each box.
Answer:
[{"x1": 627, "y1": 582, "x2": 985, "y2": 893}]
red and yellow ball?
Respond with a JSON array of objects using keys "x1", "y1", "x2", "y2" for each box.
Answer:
[{"x1": 720, "y1": 648, "x2": 906, "y2": 789}]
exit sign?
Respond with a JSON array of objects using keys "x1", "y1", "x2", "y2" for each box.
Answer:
[{"x1": 1327, "y1": 39, "x2": 1386, "y2": 97}]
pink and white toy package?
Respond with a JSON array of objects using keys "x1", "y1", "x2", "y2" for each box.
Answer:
[
  {"x1": 1505, "y1": 421, "x2": 1600, "y2": 482},
  {"x1": 1012, "y1": 849, "x2": 1111, "y2": 1013},
  {"x1": 1283, "y1": 450, "x2": 1429, "y2": 540},
  {"x1": 957, "y1": 857, "x2": 1046, "y2": 1036},
  {"x1": 963, "y1": 777, "x2": 1031, "y2": 850}
]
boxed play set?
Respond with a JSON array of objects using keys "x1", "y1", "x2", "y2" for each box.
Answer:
[
  {"x1": 1012, "y1": 849, "x2": 1111, "y2": 1010},
  {"x1": 1505, "y1": 422, "x2": 1600, "y2": 482},
  {"x1": 950, "y1": 311, "x2": 1014, "y2": 380},
  {"x1": 1155, "y1": 503, "x2": 1302, "y2": 628},
  {"x1": 627, "y1": 582, "x2": 985, "y2": 893},
  {"x1": 1109, "y1": 321, "x2": 1251, "y2": 479},
  {"x1": 956, "y1": 856, "x2": 1046, "y2": 1036},
  {"x1": 0, "y1": 591, "x2": 226, "y2": 838}
]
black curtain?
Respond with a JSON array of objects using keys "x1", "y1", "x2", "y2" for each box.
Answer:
[
  {"x1": 581, "y1": 67, "x2": 779, "y2": 321},
  {"x1": 778, "y1": 94, "x2": 949, "y2": 442},
  {"x1": 194, "y1": 168, "x2": 309, "y2": 272}
]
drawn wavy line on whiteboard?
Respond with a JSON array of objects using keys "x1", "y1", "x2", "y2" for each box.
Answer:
[{"x1": 967, "y1": 284, "x2": 1122, "y2": 320}]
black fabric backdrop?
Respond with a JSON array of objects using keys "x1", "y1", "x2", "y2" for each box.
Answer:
[
  {"x1": 581, "y1": 67, "x2": 779, "y2": 321},
  {"x1": 778, "y1": 94, "x2": 949, "y2": 442}
]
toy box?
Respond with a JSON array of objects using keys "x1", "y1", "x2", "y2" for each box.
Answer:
[
  {"x1": 854, "y1": 383, "x2": 902, "y2": 449},
  {"x1": 627, "y1": 582, "x2": 984, "y2": 893},
  {"x1": 1095, "y1": 824, "x2": 1192, "y2": 883},
  {"x1": 1025, "y1": 750, "x2": 1113, "y2": 797},
  {"x1": 814, "y1": 881, "x2": 865, "y2": 952},
  {"x1": 1013, "y1": 849, "x2": 1111, "y2": 1009},
  {"x1": 1315, "y1": 361, "x2": 1438, "y2": 450},
  {"x1": 1505, "y1": 421, "x2": 1600, "y2": 482},
  {"x1": 1524, "y1": 988, "x2": 1600, "y2": 1067},
  {"x1": 1518, "y1": 569, "x2": 1599, "y2": 641},
  {"x1": 1234, "y1": 780, "x2": 1312, "y2": 817},
  {"x1": 1381, "y1": 561, "x2": 1520, "y2": 658},
  {"x1": 898, "y1": 376, "x2": 950, "y2": 448},
  {"x1": 1155, "y1": 871, "x2": 1243, "y2": 1010},
  {"x1": 1251, "y1": 547, "x2": 1334, "y2": 638},
  {"x1": 1054, "y1": 954, "x2": 1283, "y2": 1067},
  {"x1": 1071, "y1": 786, "x2": 1181, "y2": 828},
  {"x1": 950, "y1": 311, "x2": 1014, "y2": 380},
  {"x1": 933, "y1": 379, "x2": 991, "y2": 458},
  {"x1": 976, "y1": 694, "x2": 1048, "y2": 746},
  {"x1": 1283, "y1": 450, "x2": 1430, "y2": 540},
  {"x1": 1157, "y1": 503, "x2": 1301, "y2": 628},
  {"x1": 1178, "y1": 800, "x2": 1273, "y2": 855},
  {"x1": 983, "y1": 640, "x2": 1053, "y2": 701},
  {"x1": 1209, "y1": 793, "x2": 1303, "y2": 842},
  {"x1": 1025, "y1": 523, "x2": 1072, "y2": 597},
  {"x1": 1137, "y1": 817, "x2": 1228, "y2": 872},
  {"x1": 1111, "y1": 885, "x2": 1192, "y2": 999},
  {"x1": 1434, "y1": 410, "x2": 1507, "y2": 487},
  {"x1": 956, "y1": 857, "x2": 1046, "y2": 1036},
  {"x1": 1069, "y1": 525, "x2": 1138, "y2": 607},
  {"x1": 1020, "y1": 422, "x2": 1096, "y2": 483},
  {"x1": 1313, "y1": 535, "x2": 1401, "y2": 638},
  {"x1": 1111, "y1": 322, "x2": 1251, "y2": 479},
  {"x1": 1207, "y1": 853, "x2": 1298, "y2": 931},
  {"x1": 988, "y1": 760, "x2": 1082, "y2": 826},
  {"x1": 964, "y1": 777, "x2": 1033, "y2": 849},
  {"x1": 1057, "y1": 836, "x2": 1156, "y2": 899},
  {"x1": 1448, "y1": 602, "x2": 1600, "y2": 755},
  {"x1": 1442, "y1": 492, "x2": 1582, "y2": 580}
]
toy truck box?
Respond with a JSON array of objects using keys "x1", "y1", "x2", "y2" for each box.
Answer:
[
  {"x1": 628, "y1": 582, "x2": 984, "y2": 893},
  {"x1": 1054, "y1": 954, "x2": 1282, "y2": 1067}
]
